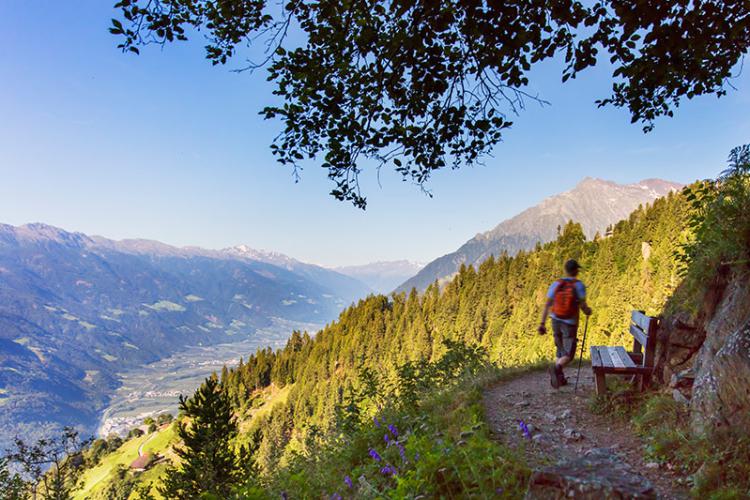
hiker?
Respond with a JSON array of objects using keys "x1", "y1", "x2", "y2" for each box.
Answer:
[{"x1": 538, "y1": 259, "x2": 592, "y2": 389}]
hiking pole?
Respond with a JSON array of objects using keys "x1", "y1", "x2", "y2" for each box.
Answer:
[{"x1": 574, "y1": 315, "x2": 590, "y2": 392}]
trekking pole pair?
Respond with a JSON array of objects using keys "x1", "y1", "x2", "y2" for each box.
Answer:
[{"x1": 574, "y1": 314, "x2": 590, "y2": 393}]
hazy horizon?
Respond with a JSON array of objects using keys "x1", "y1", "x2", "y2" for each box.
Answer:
[{"x1": 1, "y1": 175, "x2": 676, "y2": 269}]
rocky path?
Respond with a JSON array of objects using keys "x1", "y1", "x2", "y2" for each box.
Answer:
[{"x1": 483, "y1": 365, "x2": 689, "y2": 499}]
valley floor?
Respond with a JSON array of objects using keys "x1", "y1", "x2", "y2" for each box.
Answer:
[{"x1": 483, "y1": 366, "x2": 689, "y2": 499}]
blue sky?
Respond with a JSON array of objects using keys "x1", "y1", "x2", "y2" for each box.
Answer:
[{"x1": 1, "y1": 2, "x2": 749, "y2": 267}]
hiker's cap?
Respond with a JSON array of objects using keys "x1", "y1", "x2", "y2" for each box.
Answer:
[{"x1": 564, "y1": 259, "x2": 582, "y2": 273}]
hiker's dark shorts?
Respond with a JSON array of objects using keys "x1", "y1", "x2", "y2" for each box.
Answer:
[{"x1": 552, "y1": 319, "x2": 578, "y2": 359}]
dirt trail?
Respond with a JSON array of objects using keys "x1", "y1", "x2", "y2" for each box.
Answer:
[
  {"x1": 138, "y1": 432, "x2": 156, "y2": 457},
  {"x1": 483, "y1": 365, "x2": 689, "y2": 499}
]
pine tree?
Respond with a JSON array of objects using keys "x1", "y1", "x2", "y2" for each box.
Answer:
[
  {"x1": 159, "y1": 377, "x2": 249, "y2": 499},
  {"x1": 0, "y1": 458, "x2": 25, "y2": 500}
]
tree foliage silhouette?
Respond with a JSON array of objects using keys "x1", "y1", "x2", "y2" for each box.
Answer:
[
  {"x1": 5, "y1": 427, "x2": 89, "y2": 500},
  {"x1": 111, "y1": 0, "x2": 750, "y2": 208}
]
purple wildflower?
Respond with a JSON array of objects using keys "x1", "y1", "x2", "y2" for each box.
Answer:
[
  {"x1": 396, "y1": 442, "x2": 407, "y2": 462},
  {"x1": 368, "y1": 448, "x2": 382, "y2": 462},
  {"x1": 387, "y1": 424, "x2": 399, "y2": 437},
  {"x1": 517, "y1": 419, "x2": 531, "y2": 439},
  {"x1": 330, "y1": 494, "x2": 342, "y2": 500},
  {"x1": 373, "y1": 416, "x2": 381, "y2": 428},
  {"x1": 384, "y1": 433, "x2": 390, "y2": 445},
  {"x1": 344, "y1": 475, "x2": 353, "y2": 489},
  {"x1": 414, "y1": 452, "x2": 420, "y2": 462},
  {"x1": 380, "y1": 464, "x2": 397, "y2": 476},
  {"x1": 281, "y1": 493, "x2": 288, "y2": 500}
]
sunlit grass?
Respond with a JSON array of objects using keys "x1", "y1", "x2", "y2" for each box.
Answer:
[
  {"x1": 75, "y1": 424, "x2": 178, "y2": 499},
  {"x1": 74, "y1": 434, "x2": 147, "y2": 499}
]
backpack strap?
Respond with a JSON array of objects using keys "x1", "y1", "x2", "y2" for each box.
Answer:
[{"x1": 569, "y1": 278, "x2": 580, "y2": 300}]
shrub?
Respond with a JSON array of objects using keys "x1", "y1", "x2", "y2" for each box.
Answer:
[
  {"x1": 256, "y1": 341, "x2": 530, "y2": 498},
  {"x1": 674, "y1": 144, "x2": 750, "y2": 311}
]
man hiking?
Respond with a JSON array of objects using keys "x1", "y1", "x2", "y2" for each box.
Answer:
[{"x1": 538, "y1": 259, "x2": 592, "y2": 389}]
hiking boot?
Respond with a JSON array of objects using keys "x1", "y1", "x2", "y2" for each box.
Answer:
[{"x1": 549, "y1": 365, "x2": 560, "y2": 389}]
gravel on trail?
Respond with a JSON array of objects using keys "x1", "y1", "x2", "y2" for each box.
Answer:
[{"x1": 483, "y1": 365, "x2": 690, "y2": 499}]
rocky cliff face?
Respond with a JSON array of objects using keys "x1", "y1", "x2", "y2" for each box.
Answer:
[{"x1": 657, "y1": 268, "x2": 750, "y2": 433}]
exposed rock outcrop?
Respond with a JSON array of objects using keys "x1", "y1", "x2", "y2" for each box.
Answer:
[
  {"x1": 692, "y1": 317, "x2": 750, "y2": 432},
  {"x1": 657, "y1": 269, "x2": 750, "y2": 433},
  {"x1": 690, "y1": 270, "x2": 750, "y2": 432},
  {"x1": 656, "y1": 312, "x2": 705, "y2": 384}
]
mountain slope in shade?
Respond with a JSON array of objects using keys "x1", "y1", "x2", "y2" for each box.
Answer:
[
  {"x1": 0, "y1": 223, "x2": 369, "y2": 449},
  {"x1": 397, "y1": 178, "x2": 682, "y2": 293},
  {"x1": 335, "y1": 260, "x2": 425, "y2": 294}
]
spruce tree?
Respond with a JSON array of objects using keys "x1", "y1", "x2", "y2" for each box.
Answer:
[
  {"x1": 159, "y1": 376, "x2": 248, "y2": 499},
  {"x1": 0, "y1": 458, "x2": 25, "y2": 500}
]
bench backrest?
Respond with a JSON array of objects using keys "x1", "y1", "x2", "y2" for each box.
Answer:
[{"x1": 629, "y1": 310, "x2": 658, "y2": 368}]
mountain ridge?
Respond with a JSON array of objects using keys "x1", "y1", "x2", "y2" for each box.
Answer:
[{"x1": 396, "y1": 177, "x2": 682, "y2": 292}]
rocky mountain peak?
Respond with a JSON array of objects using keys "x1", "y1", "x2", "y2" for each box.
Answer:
[
  {"x1": 575, "y1": 177, "x2": 614, "y2": 188},
  {"x1": 397, "y1": 177, "x2": 682, "y2": 293}
]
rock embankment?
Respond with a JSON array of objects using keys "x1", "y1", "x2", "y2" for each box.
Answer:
[{"x1": 657, "y1": 269, "x2": 750, "y2": 432}]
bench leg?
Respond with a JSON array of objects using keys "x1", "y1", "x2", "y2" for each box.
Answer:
[
  {"x1": 634, "y1": 371, "x2": 652, "y2": 391},
  {"x1": 594, "y1": 371, "x2": 607, "y2": 395}
]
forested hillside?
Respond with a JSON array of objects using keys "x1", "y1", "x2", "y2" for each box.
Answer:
[{"x1": 224, "y1": 189, "x2": 690, "y2": 472}]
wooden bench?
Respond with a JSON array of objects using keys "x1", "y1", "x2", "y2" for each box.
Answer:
[{"x1": 590, "y1": 311, "x2": 658, "y2": 395}]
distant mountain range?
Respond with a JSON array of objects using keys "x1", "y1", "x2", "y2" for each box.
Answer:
[
  {"x1": 335, "y1": 261, "x2": 424, "y2": 294},
  {"x1": 0, "y1": 223, "x2": 370, "y2": 448},
  {"x1": 397, "y1": 178, "x2": 682, "y2": 292}
]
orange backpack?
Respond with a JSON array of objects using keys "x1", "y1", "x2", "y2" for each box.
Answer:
[{"x1": 552, "y1": 279, "x2": 579, "y2": 319}]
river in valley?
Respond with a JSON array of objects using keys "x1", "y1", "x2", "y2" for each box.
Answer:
[{"x1": 97, "y1": 318, "x2": 320, "y2": 437}]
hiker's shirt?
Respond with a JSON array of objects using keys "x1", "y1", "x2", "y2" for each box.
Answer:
[{"x1": 547, "y1": 278, "x2": 586, "y2": 326}]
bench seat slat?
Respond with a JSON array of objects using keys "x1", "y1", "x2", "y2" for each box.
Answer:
[
  {"x1": 591, "y1": 346, "x2": 639, "y2": 371},
  {"x1": 599, "y1": 346, "x2": 614, "y2": 368},
  {"x1": 594, "y1": 365, "x2": 652, "y2": 374},
  {"x1": 608, "y1": 346, "x2": 625, "y2": 368},
  {"x1": 590, "y1": 346, "x2": 603, "y2": 368},
  {"x1": 614, "y1": 346, "x2": 636, "y2": 368}
]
